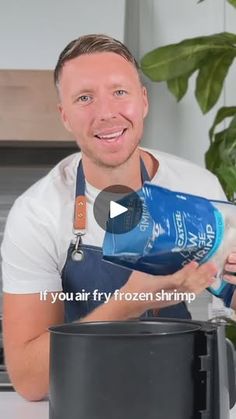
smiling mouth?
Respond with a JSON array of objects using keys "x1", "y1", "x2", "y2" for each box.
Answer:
[{"x1": 94, "y1": 129, "x2": 127, "y2": 141}]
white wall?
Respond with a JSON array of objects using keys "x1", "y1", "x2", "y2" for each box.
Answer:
[
  {"x1": 0, "y1": 0, "x2": 125, "y2": 69},
  {"x1": 125, "y1": 0, "x2": 235, "y2": 167}
]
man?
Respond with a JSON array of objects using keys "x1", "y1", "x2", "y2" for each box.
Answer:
[{"x1": 1, "y1": 34, "x2": 236, "y2": 401}]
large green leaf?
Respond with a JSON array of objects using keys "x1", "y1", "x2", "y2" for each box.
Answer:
[
  {"x1": 228, "y1": 114, "x2": 236, "y2": 130},
  {"x1": 199, "y1": 0, "x2": 236, "y2": 8},
  {"x1": 216, "y1": 164, "x2": 236, "y2": 202},
  {"x1": 218, "y1": 134, "x2": 236, "y2": 163},
  {"x1": 209, "y1": 106, "x2": 236, "y2": 143},
  {"x1": 195, "y1": 51, "x2": 236, "y2": 113},
  {"x1": 167, "y1": 71, "x2": 193, "y2": 101},
  {"x1": 141, "y1": 42, "x2": 205, "y2": 81},
  {"x1": 205, "y1": 129, "x2": 227, "y2": 171},
  {"x1": 204, "y1": 32, "x2": 236, "y2": 45},
  {"x1": 227, "y1": 0, "x2": 236, "y2": 8},
  {"x1": 206, "y1": 116, "x2": 236, "y2": 201},
  {"x1": 140, "y1": 33, "x2": 236, "y2": 82},
  {"x1": 207, "y1": 122, "x2": 236, "y2": 169}
]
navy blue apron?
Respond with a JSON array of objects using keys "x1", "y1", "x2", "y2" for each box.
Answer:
[{"x1": 62, "y1": 158, "x2": 191, "y2": 322}]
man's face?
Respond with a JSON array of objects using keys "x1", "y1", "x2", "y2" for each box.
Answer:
[{"x1": 58, "y1": 52, "x2": 148, "y2": 168}]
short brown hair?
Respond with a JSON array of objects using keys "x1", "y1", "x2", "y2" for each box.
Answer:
[{"x1": 54, "y1": 33, "x2": 139, "y2": 89}]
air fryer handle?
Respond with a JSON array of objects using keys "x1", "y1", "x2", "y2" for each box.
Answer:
[{"x1": 226, "y1": 338, "x2": 236, "y2": 409}]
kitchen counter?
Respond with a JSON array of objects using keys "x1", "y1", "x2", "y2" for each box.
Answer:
[
  {"x1": 0, "y1": 392, "x2": 48, "y2": 418},
  {"x1": 232, "y1": 405, "x2": 236, "y2": 419},
  {"x1": 0, "y1": 392, "x2": 236, "y2": 419}
]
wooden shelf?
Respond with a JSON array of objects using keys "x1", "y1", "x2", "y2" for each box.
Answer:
[{"x1": 0, "y1": 70, "x2": 73, "y2": 141}]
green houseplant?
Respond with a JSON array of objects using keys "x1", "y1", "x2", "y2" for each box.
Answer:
[{"x1": 140, "y1": 0, "x2": 236, "y2": 202}]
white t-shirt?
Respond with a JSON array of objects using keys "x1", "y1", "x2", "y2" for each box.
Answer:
[{"x1": 1, "y1": 147, "x2": 226, "y2": 294}]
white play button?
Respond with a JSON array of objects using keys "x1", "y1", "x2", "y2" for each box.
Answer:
[
  {"x1": 93, "y1": 184, "x2": 143, "y2": 234},
  {"x1": 110, "y1": 201, "x2": 128, "y2": 219}
]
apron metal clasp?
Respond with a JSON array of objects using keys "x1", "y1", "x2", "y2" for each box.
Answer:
[{"x1": 71, "y1": 233, "x2": 84, "y2": 262}]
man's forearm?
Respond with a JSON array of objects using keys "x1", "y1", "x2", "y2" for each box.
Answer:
[
  {"x1": 12, "y1": 298, "x2": 135, "y2": 401},
  {"x1": 7, "y1": 331, "x2": 50, "y2": 402}
]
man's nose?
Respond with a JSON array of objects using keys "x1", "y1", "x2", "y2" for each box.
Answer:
[{"x1": 96, "y1": 96, "x2": 117, "y2": 121}]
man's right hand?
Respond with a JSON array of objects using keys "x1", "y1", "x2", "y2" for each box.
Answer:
[
  {"x1": 118, "y1": 261, "x2": 217, "y2": 318},
  {"x1": 81, "y1": 261, "x2": 217, "y2": 322}
]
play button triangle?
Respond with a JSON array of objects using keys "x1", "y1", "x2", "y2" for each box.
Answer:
[
  {"x1": 110, "y1": 201, "x2": 128, "y2": 219},
  {"x1": 93, "y1": 184, "x2": 143, "y2": 234}
]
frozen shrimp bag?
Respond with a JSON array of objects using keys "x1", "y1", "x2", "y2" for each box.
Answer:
[{"x1": 102, "y1": 183, "x2": 236, "y2": 296}]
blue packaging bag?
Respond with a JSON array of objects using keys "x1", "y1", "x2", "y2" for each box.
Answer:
[{"x1": 102, "y1": 183, "x2": 234, "y2": 297}]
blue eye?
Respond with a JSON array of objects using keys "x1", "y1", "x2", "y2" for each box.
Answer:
[
  {"x1": 115, "y1": 89, "x2": 127, "y2": 96},
  {"x1": 77, "y1": 95, "x2": 91, "y2": 102}
]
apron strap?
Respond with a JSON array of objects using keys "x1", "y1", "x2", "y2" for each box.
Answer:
[
  {"x1": 73, "y1": 156, "x2": 151, "y2": 232},
  {"x1": 75, "y1": 156, "x2": 151, "y2": 198},
  {"x1": 76, "y1": 158, "x2": 86, "y2": 197},
  {"x1": 140, "y1": 157, "x2": 150, "y2": 183}
]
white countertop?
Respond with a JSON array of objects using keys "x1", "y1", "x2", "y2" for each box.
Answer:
[
  {"x1": 0, "y1": 392, "x2": 236, "y2": 419},
  {"x1": 230, "y1": 405, "x2": 236, "y2": 419},
  {"x1": 0, "y1": 392, "x2": 48, "y2": 419},
  {"x1": 231, "y1": 404, "x2": 236, "y2": 419}
]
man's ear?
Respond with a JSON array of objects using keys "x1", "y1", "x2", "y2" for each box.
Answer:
[
  {"x1": 142, "y1": 86, "x2": 149, "y2": 119},
  {"x1": 58, "y1": 103, "x2": 72, "y2": 133}
]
